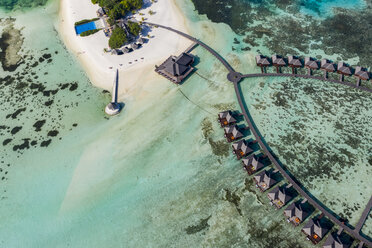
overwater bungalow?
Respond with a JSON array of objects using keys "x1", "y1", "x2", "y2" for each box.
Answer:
[
  {"x1": 224, "y1": 125, "x2": 244, "y2": 143},
  {"x1": 304, "y1": 57, "x2": 319, "y2": 75},
  {"x1": 155, "y1": 52, "x2": 195, "y2": 84},
  {"x1": 267, "y1": 184, "x2": 294, "y2": 209},
  {"x1": 232, "y1": 140, "x2": 253, "y2": 159},
  {"x1": 354, "y1": 66, "x2": 370, "y2": 86},
  {"x1": 323, "y1": 231, "x2": 353, "y2": 248},
  {"x1": 288, "y1": 55, "x2": 302, "y2": 74},
  {"x1": 218, "y1": 110, "x2": 237, "y2": 127},
  {"x1": 284, "y1": 200, "x2": 310, "y2": 226},
  {"x1": 271, "y1": 55, "x2": 286, "y2": 73},
  {"x1": 302, "y1": 217, "x2": 331, "y2": 244},
  {"x1": 321, "y1": 59, "x2": 336, "y2": 79},
  {"x1": 253, "y1": 170, "x2": 277, "y2": 192},
  {"x1": 242, "y1": 154, "x2": 265, "y2": 175},
  {"x1": 337, "y1": 62, "x2": 353, "y2": 82},
  {"x1": 255, "y1": 55, "x2": 271, "y2": 73}
]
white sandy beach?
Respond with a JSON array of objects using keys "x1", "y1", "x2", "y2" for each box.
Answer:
[{"x1": 59, "y1": 0, "x2": 191, "y2": 97}]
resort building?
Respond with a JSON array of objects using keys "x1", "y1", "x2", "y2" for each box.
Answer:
[
  {"x1": 337, "y1": 62, "x2": 353, "y2": 82},
  {"x1": 304, "y1": 57, "x2": 319, "y2": 75},
  {"x1": 288, "y1": 55, "x2": 302, "y2": 74},
  {"x1": 267, "y1": 184, "x2": 294, "y2": 209},
  {"x1": 354, "y1": 66, "x2": 370, "y2": 86},
  {"x1": 97, "y1": 8, "x2": 106, "y2": 17},
  {"x1": 302, "y1": 217, "x2": 331, "y2": 244},
  {"x1": 232, "y1": 140, "x2": 253, "y2": 159},
  {"x1": 255, "y1": 55, "x2": 271, "y2": 73},
  {"x1": 155, "y1": 52, "x2": 195, "y2": 84},
  {"x1": 121, "y1": 47, "x2": 131, "y2": 54},
  {"x1": 284, "y1": 200, "x2": 310, "y2": 226},
  {"x1": 131, "y1": 43, "x2": 140, "y2": 50},
  {"x1": 323, "y1": 231, "x2": 353, "y2": 248},
  {"x1": 218, "y1": 110, "x2": 237, "y2": 127},
  {"x1": 137, "y1": 37, "x2": 146, "y2": 45},
  {"x1": 271, "y1": 55, "x2": 287, "y2": 73},
  {"x1": 321, "y1": 59, "x2": 336, "y2": 79},
  {"x1": 242, "y1": 154, "x2": 265, "y2": 175},
  {"x1": 224, "y1": 125, "x2": 244, "y2": 143},
  {"x1": 253, "y1": 170, "x2": 278, "y2": 192}
]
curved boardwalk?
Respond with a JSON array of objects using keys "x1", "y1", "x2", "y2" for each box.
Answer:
[
  {"x1": 145, "y1": 21, "x2": 372, "y2": 246},
  {"x1": 233, "y1": 81, "x2": 372, "y2": 247},
  {"x1": 143, "y1": 22, "x2": 235, "y2": 73}
]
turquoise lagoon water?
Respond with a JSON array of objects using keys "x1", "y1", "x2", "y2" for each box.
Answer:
[{"x1": 0, "y1": 0, "x2": 371, "y2": 247}]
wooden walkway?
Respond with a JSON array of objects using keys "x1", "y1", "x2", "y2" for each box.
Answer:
[
  {"x1": 143, "y1": 22, "x2": 236, "y2": 73},
  {"x1": 241, "y1": 73, "x2": 372, "y2": 93},
  {"x1": 355, "y1": 196, "x2": 372, "y2": 233},
  {"x1": 143, "y1": 21, "x2": 372, "y2": 247}
]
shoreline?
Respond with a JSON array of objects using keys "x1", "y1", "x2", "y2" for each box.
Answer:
[{"x1": 58, "y1": 0, "x2": 192, "y2": 98}]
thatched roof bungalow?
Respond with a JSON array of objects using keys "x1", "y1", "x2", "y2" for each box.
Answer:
[
  {"x1": 321, "y1": 59, "x2": 336, "y2": 79},
  {"x1": 284, "y1": 200, "x2": 310, "y2": 226},
  {"x1": 232, "y1": 140, "x2": 253, "y2": 159},
  {"x1": 255, "y1": 55, "x2": 271, "y2": 73},
  {"x1": 354, "y1": 66, "x2": 370, "y2": 86},
  {"x1": 218, "y1": 110, "x2": 237, "y2": 127},
  {"x1": 267, "y1": 184, "x2": 294, "y2": 209},
  {"x1": 302, "y1": 217, "x2": 331, "y2": 244},
  {"x1": 242, "y1": 154, "x2": 265, "y2": 175},
  {"x1": 304, "y1": 57, "x2": 319, "y2": 75},
  {"x1": 288, "y1": 55, "x2": 302, "y2": 74},
  {"x1": 337, "y1": 62, "x2": 353, "y2": 82},
  {"x1": 224, "y1": 125, "x2": 244, "y2": 143},
  {"x1": 253, "y1": 170, "x2": 278, "y2": 192},
  {"x1": 272, "y1": 55, "x2": 287, "y2": 73}
]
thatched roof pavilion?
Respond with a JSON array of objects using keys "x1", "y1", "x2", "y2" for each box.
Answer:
[
  {"x1": 272, "y1": 55, "x2": 286, "y2": 73},
  {"x1": 304, "y1": 57, "x2": 319, "y2": 75}
]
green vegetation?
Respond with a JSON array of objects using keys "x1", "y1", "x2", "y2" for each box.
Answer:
[
  {"x1": 90, "y1": 0, "x2": 144, "y2": 48},
  {"x1": 80, "y1": 29, "x2": 101, "y2": 37},
  {"x1": 91, "y1": 0, "x2": 143, "y2": 21},
  {"x1": 109, "y1": 27, "x2": 127, "y2": 49},
  {"x1": 127, "y1": 21, "x2": 141, "y2": 36},
  {"x1": 74, "y1": 18, "x2": 100, "y2": 26}
]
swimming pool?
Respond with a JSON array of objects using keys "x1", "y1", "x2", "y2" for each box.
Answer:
[{"x1": 75, "y1": 21, "x2": 97, "y2": 35}]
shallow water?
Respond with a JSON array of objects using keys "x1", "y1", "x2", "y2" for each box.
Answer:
[{"x1": 0, "y1": 0, "x2": 371, "y2": 247}]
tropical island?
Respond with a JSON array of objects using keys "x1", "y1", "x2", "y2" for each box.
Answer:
[{"x1": 74, "y1": 0, "x2": 144, "y2": 51}]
